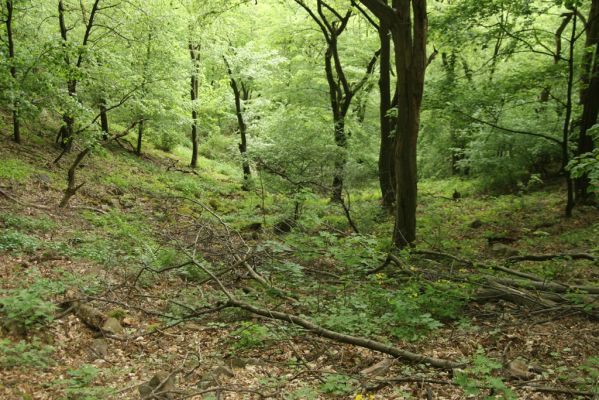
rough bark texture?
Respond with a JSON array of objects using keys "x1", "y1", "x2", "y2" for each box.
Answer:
[
  {"x1": 576, "y1": 0, "x2": 599, "y2": 199},
  {"x1": 59, "y1": 148, "x2": 90, "y2": 208},
  {"x1": 189, "y1": 42, "x2": 201, "y2": 169},
  {"x1": 100, "y1": 99, "x2": 109, "y2": 140},
  {"x1": 361, "y1": 0, "x2": 428, "y2": 246},
  {"x1": 378, "y1": 13, "x2": 396, "y2": 210},
  {"x1": 224, "y1": 56, "x2": 252, "y2": 189},
  {"x1": 6, "y1": 0, "x2": 20, "y2": 144}
]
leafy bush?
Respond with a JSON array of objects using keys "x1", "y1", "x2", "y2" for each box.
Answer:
[
  {"x1": 231, "y1": 322, "x2": 274, "y2": 350},
  {"x1": 59, "y1": 364, "x2": 114, "y2": 400},
  {"x1": 319, "y1": 374, "x2": 357, "y2": 396},
  {"x1": 0, "y1": 339, "x2": 54, "y2": 369},
  {"x1": 454, "y1": 349, "x2": 515, "y2": 399},
  {"x1": 0, "y1": 286, "x2": 56, "y2": 335}
]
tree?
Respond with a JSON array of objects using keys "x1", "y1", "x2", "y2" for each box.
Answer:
[
  {"x1": 56, "y1": 0, "x2": 102, "y2": 151},
  {"x1": 4, "y1": 0, "x2": 19, "y2": 143},
  {"x1": 360, "y1": 0, "x2": 428, "y2": 247},
  {"x1": 576, "y1": 0, "x2": 599, "y2": 200},
  {"x1": 295, "y1": 0, "x2": 379, "y2": 203},
  {"x1": 224, "y1": 54, "x2": 252, "y2": 189}
]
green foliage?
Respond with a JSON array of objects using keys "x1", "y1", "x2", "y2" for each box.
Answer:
[
  {"x1": 285, "y1": 386, "x2": 319, "y2": 400},
  {"x1": 0, "y1": 229, "x2": 40, "y2": 254},
  {"x1": 0, "y1": 212, "x2": 56, "y2": 232},
  {"x1": 59, "y1": 364, "x2": 114, "y2": 400},
  {"x1": 0, "y1": 158, "x2": 34, "y2": 182},
  {"x1": 454, "y1": 349, "x2": 516, "y2": 399},
  {"x1": 319, "y1": 374, "x2": 357, "y2": 396},
  {"x1": 0, "y1": 339, "x2": 54, "y2": 369},
  {"x1": 231, "y1": 322, "x2": 273, "y2": 350},
  {"x1": 0, "y1": 286, "x2": 56, "y2": 334}
]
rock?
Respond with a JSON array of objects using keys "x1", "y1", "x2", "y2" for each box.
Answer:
[
  {"x1": 469, "y1": 219, "x2": 483, "y2": 229},
  {"x1": 196, "y1": 373, "x2": 217, "y2": 390},
  {"x1": 226, "y1": 356, "x2": 248, "y2": 369},
  {"x1": 102, "y1": 317, "x2": 124, "y2": 335},
  {"x1": 139, "y1": 371, "x2": 176, "y2": 399},
  {"x1": 212, "y1": 365, "x2": 235, "y2": 379},
  {"x1": 491, "y1": 243, "x2": 519, "y2": 257},
  {"x1": 32, "y1": 174, "x2": 51, "y2": 189},
  {"x1": 89, "y1": 338, "x2": 108, "y2": 359},
  {"x1": 505, "y1": 359, "x2": 533, "y2": 380},
  {"x1": 360, "y1": 359, "x2": 394, "y2": 377}
]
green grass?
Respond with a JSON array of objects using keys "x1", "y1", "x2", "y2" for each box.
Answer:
[
  {"x1": 0, "y1": 158, "x2": 35, "y2": 182},
  {"x1": 0, "y1": 212, "x2": 56, "y2": 232}
]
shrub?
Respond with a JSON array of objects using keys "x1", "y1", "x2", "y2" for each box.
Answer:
[
  {"x1": 0, "y1": 229, "x2": 40, "y2": 254},
  {"x1": 0, "y1": 339, "x2": 54, "y2": 369},
  {"x1": 0, "y1": 286, "x2": 56, "y2": 335}
]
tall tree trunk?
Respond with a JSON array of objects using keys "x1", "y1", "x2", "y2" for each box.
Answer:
[
  {"x1": 563, "y1": 10, "x2": 577, "y2": 217},
  {"x1": 6, "y1": 0, "x2": 20, "y2": 144},
  {"x1": 378, "y1": 17, "x2": 396, "y2": 210},
  {"x1": 392, "y1": 0, "x2": 427, "y2": 247},
  {"x1": 100, "y1": 98, "x2": 109, "y2": 140},
  {"x1": 136, "y1": 118, "x2": 144, "y2": 156},
  {"x1": 360, "y1": 0, "x2": 427, "y2": 247},
  {"x1": 331, "y1": 119, "x2": 347, "y2": 202},
  {"x1": 189, "y1": 42, "x2": 200, "y2": 169},
  {"x1": 224, "y1": 57, "x2": 251, "y2": 189},
  {"x1": 236, "y1": 85, "x2": 251, "y2": 189},
  {"x1": 576, "y1": 0, "x2": 599, "y2": 200}
]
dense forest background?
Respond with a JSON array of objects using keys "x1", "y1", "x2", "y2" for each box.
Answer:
[{"x1": 0, "y1": 0, "x2": 598, "y2": 399}]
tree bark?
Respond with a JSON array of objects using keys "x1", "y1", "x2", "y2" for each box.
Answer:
[
  {"x1": 224, "y1": 56, "x2": 251, "y2": 189},
  {"x1": 378, "y1": 15, "x2": 396, "y2": 210},
  {"x1": 5, "y1": 0, "x2": 20, "y2": 144},
  {"x1": 136, "y1": 119, "x2": 144, "y2": 156},
  {"x1": 57, "y1": 0, "x2": 101, "y2": 151},
  {"x1": 100, "y1": 98, "x2": 109, "y2": 140},
  {"x1": 59, "y1": 148, "x2": 90, "y2": 208},
  {"x1": 189, "y1": 41, "x2": 201, "y2": 169},
  {"x1": 563, "y1": 10, "x2": 577, "y2": 217},
  {"x1": 360, "y1": 0, "x2": 428, "y2": 247},
  {"x1": 576, "y1": 0, "x2": 599, "y2": 199}
]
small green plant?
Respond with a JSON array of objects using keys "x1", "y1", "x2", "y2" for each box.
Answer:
[
  {"x1": 231, "y1": 322, "x2": 273, "y2": 350},
  {"x1": 59, "y1": 364, "x2": 114, "y2": 400},
  {"x1": 0, "y1": 339, "x2": 54, "y2": 368},
  {"x1": 0, "y1": 158, "x2": 34, "y2": 182},
  {"x1": 454, "y1": 349, "x2": 516, "y2": 399},
  {"x1": 577, "y1": 357, "x2": 599, "y2": 394},
  {"x1": 0, "y1": 286, "x2": 56, "y2": 335},
  {"x1": 0, "y1": 212, "x2": 56, "y2": 232},
  {"x1": 0, "y1": 229, "x2": 40, "y2": 254},
  {"x1": 285, "y1": 386, "x2": 319, "y2": 400},
  {"x1": 319, "y1": 374, "x2": 357, "y2": 396}
]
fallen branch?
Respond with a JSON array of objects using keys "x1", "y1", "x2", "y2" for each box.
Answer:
[
  {"x1": 507, "y1": 253, "x2": 596, "y2": 263},
  {"x1": 226, "y1": 298, "x2": 462, "y2": 369},
  {"x1": 188, "y1": 253, "x2": 461, "y2": 370}
]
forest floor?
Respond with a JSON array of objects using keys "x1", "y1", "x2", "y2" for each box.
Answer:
[{"x1": 0, "y1": 134, "x2": 598, "y2": 399}]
